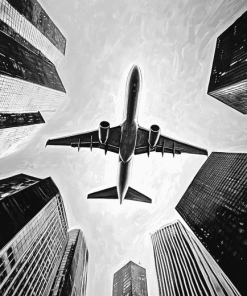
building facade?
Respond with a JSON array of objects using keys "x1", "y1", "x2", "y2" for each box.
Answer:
[
  {"x1": 176, "y1": 152, "x2": 247, "y2": 295},
  {"x1": 0, "y1": 31, "x2": 66, "y2": 113},
  {"x1": 208, "y1": 10, "x2": 247, "y2": 114},
  {"x1": 0, "y1": 0, "x2": 66, "y2": 157},
  {"x1": 0, "y1": 0, "x2": 66, "y2": 65},
  {"x1": 112, "y1": 261, "x2": 148, "y2": 296},
  {"x1": 49, "y1": 229, "x2": 89, "y2": 296},
  {"x1": 151, "y1": 221, "x2": 241, "y2": 296},
  {"x1": 0, "y1": 112, "x2": 45, "y2": 129},
  {"x1": 0, "y1": 123, "x2": 44, "y2": 157},
  {"x1": 0, "y1": 174, "x2": 69, "y2": 296},
  {"x1": 0, "y1": 0, "x2": 66, "y2": 114},
  {"x1": 0, "y1": 112, "x2": 45, "y2": 158}
]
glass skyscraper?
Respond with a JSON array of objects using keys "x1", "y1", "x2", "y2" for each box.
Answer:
[
  {"x1": 0, "y1": 174, "x2": 69, "y2": 296},
  {"x1": 207, "y1": 10, "x2": 247, "y2": 114},
  {"x1": 0, "y1": 0, "x2": 66, "y2": 157},
  {"x1": 0, "y1": 112, "x2": 45, "y2": 129},
  {"x1": 49, "y1": 229, "x2": 89, "y2": 296},
  {"x1": 0, "y1": 0, "x2": 66, "y2": 113},
  {"x1": 0, "y1": 30, "x2": 66, "y2": 113},
  {"x1": 0, "y1": 0, "x2": 66, "y2": 65},
  {"x1": 112, "y1": 261, "x2": 148, "y2": 296},
  {"x1": 151, "y1": 221, "x2": 241, "y2": 296},
  {"x1": 176, "y1": 152, "x2": 247, "y2": 295}
]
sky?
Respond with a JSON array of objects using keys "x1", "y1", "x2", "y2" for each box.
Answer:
[{"x1": 1, "y1": 0, "x2": 247, "y2": 295}]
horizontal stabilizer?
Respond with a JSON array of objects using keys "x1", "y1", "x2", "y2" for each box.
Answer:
[
  {"x1": 88, "y1": 186, "x2": 118, "y2": 199},
  {"x1": 125, "y1": 187, "x2": 152, "y2": 203}
]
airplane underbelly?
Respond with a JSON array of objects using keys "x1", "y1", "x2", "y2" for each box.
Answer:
[
  {"x1": 117, "y1": 158, "x2": 133, "y2": 202},
  {"x1": 119, "y1": 122, "x2": 137, "y2": 163}
]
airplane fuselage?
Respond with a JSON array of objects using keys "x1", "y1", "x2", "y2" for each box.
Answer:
[
  {"x1": 117, "y1": 65, "x2": 141, "y2": 203},
  {"x1": 46, "y1": 63, "x2": 207, "y2": 204}
]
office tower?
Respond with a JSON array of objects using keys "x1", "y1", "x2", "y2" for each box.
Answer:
[
  {"x1": 112, "y1": 261, "x2": 148, "y2": 296},
  {"x1": 0, "y1": 112, "x2": 45, "y2": 129},
  {"x1": 0, "y1": 112, "x2": 45, "y2": 158},
  {"x1": 0, "y1": 174, "x2": 69, "y2": 296},
  {"x1": 0, "y1": 0, "x2": 66, "y2": 65},
  {"x1": 176, "y1": 152, "x2": 247, "y2": 295},
  {"x1": 0, "y1": 31, "x2": 66, "y2": 113},
  {"x1": 151, "y1": 221, "x2": 241, "y2": 296},
  {"x1": 0, "y1": 0, "x2": 67, "y2": 114},
  {"x1": 208, "y1": 10, "x2": 247, "y2": 114},
  {"x1": 0, "y1": 0, "x2": 67, "y2": 157},
  {"x1": 49, "y1": 229, "x2": 89, "y2": 296}
]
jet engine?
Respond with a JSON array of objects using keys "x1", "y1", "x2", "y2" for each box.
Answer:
[
  {"x1": 148, "y1": 124, "x2": 160, "y2": 148},
  {"x1": 99, "y1": 121, "x2": 110, "y2": 144}
]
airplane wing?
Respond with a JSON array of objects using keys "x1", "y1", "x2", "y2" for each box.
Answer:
[
  {"x1": 46, "y1": 126, "x2": 121, "y2": 154},
  {"x1": 135, "y1": 126, "x2": 208, "y2": 156}
]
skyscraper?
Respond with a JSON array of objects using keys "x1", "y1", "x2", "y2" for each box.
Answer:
[
  {"x1": 0, "y1": 31, "x2": 66, "y2": 113},
  {"x1": 207, "y1": 10, "x2": 247, "y2": 114},
  {"x1": 0, "y1": 112, "x2": 45, "y2": 129},
  {"x1": 49, "y1": 229, "x2": 89, "y2": 296},
  {"x1": 0, "y1": 112, "x2": 45, "y2": 158},
  {"x1": 0, "y1": 0, "x2": 67, "y2": 157},
  {"x1": 0, "y1": 0, "x2": 66, "y2": 65},
  {"x1": 151, "y1": 221, "x2": 241, "y2": 296},
  {"x1": 0, "y1": 174, "x2": 69, "y2": 296},
  {"x1": 112, "y1": 261, "x2": 148, "y2": 296},
  {"x1": 176, "y1": 152, "x2": 247, "y2": 295},
  {"x1": 0, "y1": 0, "x2": 66, "y2": 113}
]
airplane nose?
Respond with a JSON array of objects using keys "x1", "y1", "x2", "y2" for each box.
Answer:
[{"x1": 132, "y1": 64, "x2": 140, "y2": 75}]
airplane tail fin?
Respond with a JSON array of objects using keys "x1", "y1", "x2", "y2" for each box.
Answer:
[
  {"x1": 125, "y1": 187, "x2": 152, "y2": 203},
  {"x1": 87, "y1": 186, "x2": 152, "y2": 204},
  {"x1": 87, "y1": 186, "x2": 118, "y2": 199}
]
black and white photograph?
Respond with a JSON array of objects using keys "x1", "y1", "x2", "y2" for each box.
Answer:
[{"x1": 0, "y1": 0, "x2": 246, "y2": 295}]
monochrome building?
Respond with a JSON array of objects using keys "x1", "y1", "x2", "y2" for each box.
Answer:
[
  {"x1": 208, "y1": 10, "x2": 247, "y2": 114},
  {"x1": 49, "y1": 229, "x2": 89, "y2": 296},
  {"x1": 0, "y1": 31, "x2": 66, "y2": 113},
  {"x1": 176, "y1": 152, "x2": 247, "y2": 295},
  {"x1": 0, "y1": 112, "x2": 45, "y2": 158},
  {"x1": 112, "y1": 261, "x2": 148, "y2": 296},
  {"x1": 0, "y1": 0, "x2": 67, "y2": 157},
  {"x1": 0, "y1": 112, "x2": 45, "y2": 129},
  {"x1": 151, "y1": 221, "x2": 241, "y2": 296},
  {"x1": 0, "y1": 123, "x2": 44, "y2": 158},
  {"x1": 0, "y1": 174, "x2": 69, "y2": 296},
  {"x1": 0, "y1": 0, "x2": 66, "y2": 65},
  {"x1": 0, "y1": 0, "x2": 66, "y2": 113}
]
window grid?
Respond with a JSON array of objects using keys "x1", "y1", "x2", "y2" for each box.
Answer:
[
  {"x1": 0, "y1": 195, "x2": 67, "y2": 296},
  {"x1": 0, "y1": 0, "x2": 64, "y2": 66},
  {"x1": 0, "y1": 75, "x2": 65, "y2": 113}
]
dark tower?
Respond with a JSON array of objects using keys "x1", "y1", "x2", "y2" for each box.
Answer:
[
  {"x1": 113, "y1": 261, "x2": 148, "y2": 296},
  {"x1": 0, "y1": 174, "x2": 69, "y2": 296},
  {"x1": 208, "y1": 10, "x2": 247, "y2": 114},
  {"x1": 49, "y1": 229, "x2": 89, "y2": 296},
  {"x1": 176, "y1": 152, "x2": 247, "y2": 295},
  {"x1": 0, "y1": 112, "x2": 45, "y2": 129}
]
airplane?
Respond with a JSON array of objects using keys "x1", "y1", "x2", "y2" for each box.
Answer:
[{"x1": 46, "y1": 64, "x2": 208, "y2": 204}]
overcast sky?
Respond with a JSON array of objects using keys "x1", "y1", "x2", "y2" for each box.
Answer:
[{"x1": 1, "y1": 0, "x2": 247, "y2": 295}]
